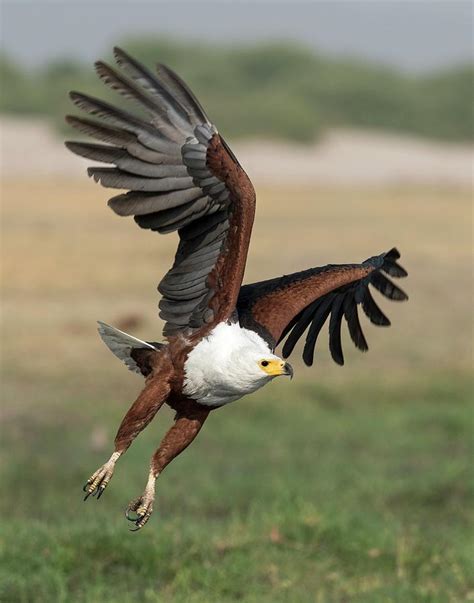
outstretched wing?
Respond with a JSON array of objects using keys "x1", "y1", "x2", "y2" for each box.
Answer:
[
  {"x1": 237, "y1": 248, "x2": 408, "y2": 366},
  {"x1": 66, "y1": 47, "x2": 255, "y2": 339}
]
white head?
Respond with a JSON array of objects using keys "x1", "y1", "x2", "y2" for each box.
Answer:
[
  {"x1": 227, "y1": 344, "x2": 293, "y2": 386},
  {"x1": 183, "y1": 322, "x2": 293, "y2": 406}
]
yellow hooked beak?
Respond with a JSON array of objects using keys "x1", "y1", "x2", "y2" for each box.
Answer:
[{"x1": 258, "y1": 359, "x2": 294, "y2": 379}]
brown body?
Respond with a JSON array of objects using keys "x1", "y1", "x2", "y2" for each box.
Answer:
[{"x1": 114, "y1": 342, "x2": 205, "y2": 471}]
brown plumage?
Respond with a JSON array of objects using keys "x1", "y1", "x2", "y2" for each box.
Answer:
[{"x1": 67, "y1": 48, "x2": 408, "y2": 530}]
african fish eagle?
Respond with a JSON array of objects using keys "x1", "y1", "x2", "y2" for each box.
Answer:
[{"x1": 66, "y1": 47, "x2": 408, "y2": 530}]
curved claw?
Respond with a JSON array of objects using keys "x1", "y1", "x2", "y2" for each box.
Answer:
[
  {"x1": 125, "y1": 510, "x2": 140, "y2": 522},
  {"x1": 125, "y1": 496, "x2": 153, "y2": 531},
  {"x1": 83, "y1": 479, "x2": 101, "y2": 501},
  {"x1": 82, "y1": 462, "x2": 115, "y2": 502},
  {"x1": 129, "y1": 513, "x2": 152, "y2": 532},
  {"x1": 125, "y1": 500, "x2": 141, "y2": 521}
]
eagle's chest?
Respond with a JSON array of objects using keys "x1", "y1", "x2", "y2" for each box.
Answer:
[{"x1": 182, "y1": 322, "x2": 272, "y2": 407}]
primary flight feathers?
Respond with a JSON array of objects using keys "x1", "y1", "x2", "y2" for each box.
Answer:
[{"x1": 66, "y1": 47, "x2": 251, "y2": 339}]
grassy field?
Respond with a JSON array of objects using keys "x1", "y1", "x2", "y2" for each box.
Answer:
[{"x1": 1, "y1": 179, "x2": 473, "y2": 602}]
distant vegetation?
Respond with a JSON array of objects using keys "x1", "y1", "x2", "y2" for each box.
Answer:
[{"x1": 1, "y1": 38, "x2": 473, "y2": 142}]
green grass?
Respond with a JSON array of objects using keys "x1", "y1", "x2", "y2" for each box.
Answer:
[
  {"x1": 1, "y1": 38, "x2": 473, "y2": 142},
  {"x1": 1, "y1": 375, "x2": 472, "y2": 603}
]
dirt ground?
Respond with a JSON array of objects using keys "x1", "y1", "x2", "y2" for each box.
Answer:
[{"x1": 1, "y1": 116, "x2": 472, "y2": 187}]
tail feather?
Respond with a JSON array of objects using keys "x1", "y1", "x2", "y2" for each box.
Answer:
[{"x1": 97, "y1": 321, "x2": 163, "y2": 376}]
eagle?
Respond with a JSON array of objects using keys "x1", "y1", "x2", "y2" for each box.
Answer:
[{"x1": 66, "y1": 47, "x2": 408, "y2": 530}]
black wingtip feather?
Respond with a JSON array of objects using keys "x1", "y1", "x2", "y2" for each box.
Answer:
[
  {"x1": 362, "y1": 288, "x2": 391, "y2": 326},
  {"x1": 302, "y1": 296, "x2": 334, "y2": 366},
  {"x1": 276, "y1": 247, "x2": 407, "y2": 368},
  {"x1": 385, "y1": 247, "x2": 401, "y2": 261},
  {"x1": 328, "y1": 296, "x2": 345, "y2": 365},
  {"x1": 371, "y1": 272, "x2": 408, "y2": 301},
  {"x1": 344, "y1": 298, "x2": 369, "y2": 353}
]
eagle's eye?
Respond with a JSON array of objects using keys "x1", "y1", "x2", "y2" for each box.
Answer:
[{"x1": 260, "y1": 360, "x2": 269, "y2": 367}]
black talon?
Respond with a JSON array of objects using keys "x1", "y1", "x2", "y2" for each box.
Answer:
[
  {"x1": 126, "y1": 497, "x2": 151, "y2": 530},
  {"x1": 96, "y1": 486, "x2": 106, "y2": 500},
  {"x1": 83, "y1": 489, "x2": 94, "y2": 501},
  {"x1": 125, "y1": 497, "x2": 143, "y2": 521},
  {"x1": 83, "y1": 482, "x2": 90, "y2": 493},
  {"x1": 125, "y1": 506, "x2": 139, "y2": 521},
  {"x1": 130, "y1": 517, "x2": 147, "y2": 532}
]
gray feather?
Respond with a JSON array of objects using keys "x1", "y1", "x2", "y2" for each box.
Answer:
[
  {"x1": 183, "y1": 157, "x2": 207, "y2": 169},
  {"x1": 186, "y1": 167, "x2": 213, "y2": 179},
  {"x1": 67, "y1": 143, "x2": 189, "y2": 177},
  {"x1": 109, "y1": 187, "x2": 203, "y2": 217},
  {"x1": 194, "y1": 124, "x2": 215, "y2": 144},
  {"x1": 87, "y1": 167, "x2": 194, "y2": 192},
  {"x1": 66, "y1": 115, "x2": 135, "y2": 146},
  {"x1": 159, "y1": 293, "x2": 208, "y2": 314},
  {"x1": 133, "y1": 196, "x2": 211, "y2": 233},
  {"x1": 97, "y1": 321, "x2": 158, "y2": 373},
  {"x1": 69, "y1": 91, "x2": 178, "y2": 155},
  {"x1": 155, "y1": 62, "x2": 211, "y2": 126},
  {"x1": 172, "y1": 249, "x2": 221, "y2": 272},
  {"x1": 179, "y1": 211, "x2": 229, "y2": 241},
  {"x1": 160, "y1": 281, "x2": 208, "y2": 300},
  {"x1": 113, "y1": 47, "x2": 194, "y2": 133},
  {"x1": 161, "y1": 266, "x2": 213, "y2": 290},
  {"x1": 183, "y1": 142, "x2": 207, "y2": 153},
  {"x1": 183, "y1": 150, "x2": 207, "y2": 161},
  {"x1": 95, "y1": 60, "x2": 176, "y2": 134},
  {"x1": 155, "y1": 201, "x2": 212, "y2": 234}
]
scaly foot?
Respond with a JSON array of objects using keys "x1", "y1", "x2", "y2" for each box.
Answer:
[
  {"x1": 83, "y1": 451, "x2": 121, "y2": 500},
  {"x1": 125, "y1": 473, "x2": 156, "y2": 531}
]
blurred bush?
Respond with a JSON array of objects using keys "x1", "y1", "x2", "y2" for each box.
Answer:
[{"x1": 1, "y1": 37, "x2": 472, "y2": 142}]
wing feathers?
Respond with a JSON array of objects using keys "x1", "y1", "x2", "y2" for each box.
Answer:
[
  {"x1": 239, "y1": 248, "x2": 408, "y2": 366},
  {"x1": 66, "y1": 141, "x2": 188, "y2": 177},
  {"x1": 69, "y1": 91, "x2": 175, "y2": 154},
  {"x1": 370, "y1": 271, "x2": 408, "y2": 301},
  {"x1": 302, "y1": 296, "x2": 334, "y2": 366},
  {"x1": 328, "y1": 295, "x2": 345, "y2": 365},
  {"x1": 361, "y1": 288, "x2": 391, "y2": 326},
  {"x1": 109, "y1": 188, "x2": 203, "y2": 216},
  {"x1": 88, "y1": 166, "x2": 195, "y2": 192},
  {"x1": 67, "y1": 48, "x2": 255, "y2": 338},
  {"x1": 155, "y1": 62, "x2": 210, "y2": 126},
  {"x1": 343, "y1": 294, "x2": 368, "y2": 352},
  {"x1": 282, "y1": 300, "x2": 320, "y2": 358}
]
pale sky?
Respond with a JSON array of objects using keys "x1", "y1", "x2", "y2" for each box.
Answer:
[{"x1": 1, "y1": 1, "x2": 472, "y2": 72}]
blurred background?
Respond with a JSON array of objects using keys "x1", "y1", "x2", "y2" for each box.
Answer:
[{"x1": 1, "y1": 2, "x2": 472, "y2": 602}]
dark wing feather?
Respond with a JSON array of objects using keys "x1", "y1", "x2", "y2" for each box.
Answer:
[
  {"x1": 237, "y1": 248, "x2": 408, "y2": 366},
  {"x1": 343, "y1": 293, "x2": 368, "y2": 352},
  {"x1": 328, "y1": 295, "x2": 345, "y2": 365},
  {"x1": 302, "y1": 296, "x2": 334, "y2": 366},
  {"x1": 66, "y1": 47, "x2": 255, "y2": 338}
]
